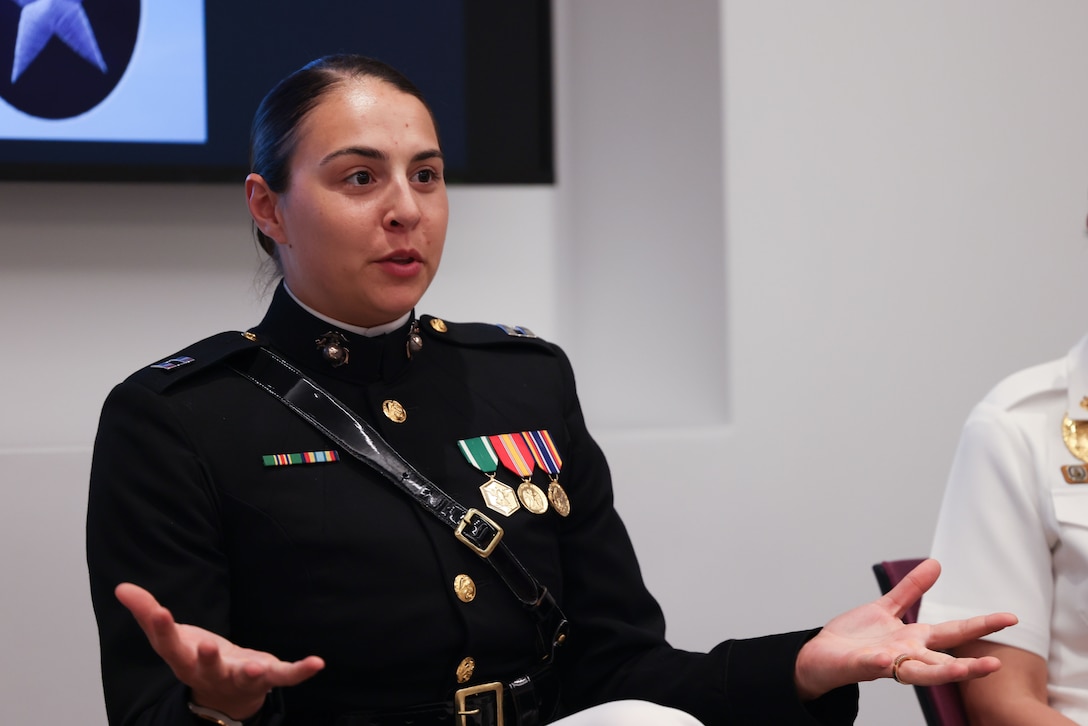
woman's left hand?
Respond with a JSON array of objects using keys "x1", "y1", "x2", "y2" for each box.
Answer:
[{"x1": 793, "y1": 558, "x2": 1018, "y2": 699}]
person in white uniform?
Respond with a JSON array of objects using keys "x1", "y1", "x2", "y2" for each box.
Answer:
[{"x1": 920, "y1": 333, "x2": 1088, "y2": 724}]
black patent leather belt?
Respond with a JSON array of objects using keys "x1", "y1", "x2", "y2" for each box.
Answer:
[
  {"x1": 233, "y1": 347, "x2": 568, "y2": 662},
  {"x1": 288, "y1": 665, "x2": 559, "y2": 726}
]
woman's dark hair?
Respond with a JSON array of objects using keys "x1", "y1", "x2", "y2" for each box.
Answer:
[{"x1": 250, "y1": 54, "x2": 439, "y2": 258}]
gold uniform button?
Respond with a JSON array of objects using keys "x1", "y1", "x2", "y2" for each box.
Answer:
[
  {"x1": 453, "y1": 574, "x2": 476, "y2": 603},
  {"x1": 430, "y1": 318, "x2": 448, "y2": 333},
  {"x1": 456, "y1": 657, "x2": 475, "y2": 683},
  {"x1": 382, "y1": 399, "x2": 407, "y2": 423}
]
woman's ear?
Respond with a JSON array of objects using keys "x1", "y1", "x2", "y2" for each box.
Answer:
[{"x1": 245, "y1": 173, "x2": 285, "y2": 244}]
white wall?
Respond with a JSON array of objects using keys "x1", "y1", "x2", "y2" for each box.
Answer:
[{"x1": 3, "y1": 2, "x2": 1088, "y2": 724}]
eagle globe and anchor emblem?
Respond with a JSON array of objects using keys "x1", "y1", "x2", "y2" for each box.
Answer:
[{"x1": 2, "y1": 0, "x2": 140, "y2": 119}]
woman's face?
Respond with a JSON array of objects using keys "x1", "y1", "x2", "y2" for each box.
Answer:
[{"x1": 248, "y1": 78, "x2": 448, "y2": 327}]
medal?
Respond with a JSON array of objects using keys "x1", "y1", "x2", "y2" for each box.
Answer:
[
  {"x1": 1063, "y1": 414, "x2": 1088, "y2": 464},
  {"x1": 490, "y1": 433, "x2": 549, "y2": 514},
  {"x1": 457, "y1": 437, "x2": 520, "y2": 517},
  {"x1": 522, "y1": 430, "x2": 570, "y2": 517},
  {"x1": 1062, "y1": 341, "x2": 1088, "y2": 464}
]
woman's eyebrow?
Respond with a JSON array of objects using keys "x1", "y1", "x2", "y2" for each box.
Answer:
[
  {"x1": 320, "y1": 146, "x2": 386, "y2": 165},
  {"x1": 320, "y1": 147, "x2": 444, "y2": 165}
]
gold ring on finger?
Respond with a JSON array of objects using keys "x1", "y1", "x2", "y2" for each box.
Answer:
[{"x1": 892, "y1": 654, "x2": 914, "y2": 685}]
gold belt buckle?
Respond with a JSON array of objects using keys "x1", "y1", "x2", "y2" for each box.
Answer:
[
  {"x1": 455, "y1": 508, "x2": 503, "y2": 558},
  {"x1": 454, "y1": 681, "x2": 504, "y2": 726}
]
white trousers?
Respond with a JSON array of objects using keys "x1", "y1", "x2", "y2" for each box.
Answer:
[{"x1": 551, "y1": 700, "x2": 704, "y2": 725}]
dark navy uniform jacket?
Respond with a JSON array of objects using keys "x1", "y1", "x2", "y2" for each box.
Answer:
[{"x1": 86, "y1": 283, "x2": 858, "y2": 725}]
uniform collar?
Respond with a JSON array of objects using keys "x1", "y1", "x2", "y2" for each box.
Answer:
[
  {"x1": 250, "y1": 281, "x2": 417, "y2": 385},
  {"x1": 283, "y1": 283, "x2": 412, "y2": 338}
]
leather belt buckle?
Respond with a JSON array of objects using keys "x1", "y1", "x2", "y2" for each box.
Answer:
[
  {"x1": 454, "y1": 681, "x2": 504, "y2": 726},
  {"x1": 455, "y1": 508, "x2": 503, "y2": 558}
]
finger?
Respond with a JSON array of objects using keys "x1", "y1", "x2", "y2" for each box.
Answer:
[
  {"x1": 894, "y1": 655, "x2": 1002, "y2": 687},
  {"x1": 115, "y1": 583, "x2": 185, "y2": 656},
  {"x1": 115, "y1": 582, "x2": 163, "y2": 621},
  {"x1": 259, "y1": 656, "x2": 326, "y2": 688},
  {"x1": 857, "y1": 649, "x2": 939, "y2": 675},
  {"x1": 877, "y1": 559, "x2": 941, "y2": 619},
  {"x1": 225, "y1": 655, "x2": 325, "y2": 695},
  {"x1": 229, "y1": 658, "x2": 275, "y2": 694},
  {"x1": 194, "y1": 637, "x2": 228, "y2": 681},
  {"x1": 925, "y1": 612, "x2": 1019, "y2": 652}
]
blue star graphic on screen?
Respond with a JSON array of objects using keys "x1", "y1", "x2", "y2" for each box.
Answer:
[
  {"x1": 0, "y1": 0, "x2": 139, "y2": 120},
  {"x1": 10, "y1": 0, "x2": 106, "y2": 84}
]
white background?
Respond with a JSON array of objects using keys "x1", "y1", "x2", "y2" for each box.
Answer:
[{"x1": 3, "y1": 2, "x2": 1088, "y2": 724}]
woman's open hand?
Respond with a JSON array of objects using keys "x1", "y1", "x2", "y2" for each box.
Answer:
[
  {"x1": 793, "y1": 559, "x2": 1018, "y2": 699},
  {"x1": 115, "y1": 583, "x2": 325, "y2": 720}
]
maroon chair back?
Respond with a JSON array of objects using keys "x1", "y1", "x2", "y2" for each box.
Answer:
[{"x1": 872, "y1": 559, "x2": 969, "y2": 726}]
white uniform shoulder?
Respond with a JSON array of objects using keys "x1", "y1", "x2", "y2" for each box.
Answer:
[{"x1": 978, "y1": 356, "x2": 1067, "y2": 414}]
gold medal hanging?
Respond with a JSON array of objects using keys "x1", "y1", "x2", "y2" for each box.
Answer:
[
  {"x1": 490, "y1": 433, "x2": 549, "y2": 514},
  {"x1": 522, "y1": 430, "x2": 571, "y2": 517},
  {"x1": 457, "y1": 437, "x2": 520, "y2": 517}
]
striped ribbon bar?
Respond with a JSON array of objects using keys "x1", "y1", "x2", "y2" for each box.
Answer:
[
  {"x1": 521, "y1": 430, "x2": 562, "y2": 477},
  {"x1": 457, "y1": 436, "x2": 500, "y2": 475},
  {"x1": 489, "y1": 433, "x2": 535, "y2": 479},
  {"x1": 262, "y1": 450, "x2": 340, "y2": 467}
]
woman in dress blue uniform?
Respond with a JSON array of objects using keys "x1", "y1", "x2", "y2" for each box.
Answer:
[{"x1": 86, "y1": 54, "x2": 1016, "y2": 726}]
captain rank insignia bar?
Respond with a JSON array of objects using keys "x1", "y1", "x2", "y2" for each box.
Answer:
[
  {"x1": 150, "y1": 356, "x2": 195, "y2": 371},
  {"x1": 490, "y1": 433, "x2": 550, "y2": 514},
  {"x1": 457, "y1": 436, "x2": 520, "y2": 517}
]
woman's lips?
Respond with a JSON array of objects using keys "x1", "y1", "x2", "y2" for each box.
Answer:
[{"x1": 378, "y1": 251, "x2": 423, "y2": 276}]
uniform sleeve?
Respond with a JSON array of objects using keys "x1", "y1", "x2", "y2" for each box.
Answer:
[
  {"x1": 919, "y1": 402, "x2": 1054, "y2": 659},
  {"x1": 550, "y1": 348, "x2": 858, "y2": 725},
  {"x1": 86, "y1": 380, "x2": 231, "y2": 726}
]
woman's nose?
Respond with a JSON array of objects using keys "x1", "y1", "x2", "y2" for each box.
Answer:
[{"x1": 383, "y1": 179, "x2": 421, "y2": 230}]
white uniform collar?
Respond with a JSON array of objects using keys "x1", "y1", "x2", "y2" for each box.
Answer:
[{"x1": 284, "y1": 283, "x2": 411, "y2": 338}]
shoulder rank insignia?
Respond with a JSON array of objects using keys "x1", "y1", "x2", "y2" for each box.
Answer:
[
  {"x1": 496, "y1": 324, "x2": 537, "y2": 338},
  {"x1": 150, "y1": 356, "x2": 195, "y2": 371}
]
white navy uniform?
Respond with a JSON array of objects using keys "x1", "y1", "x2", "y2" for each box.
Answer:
[{"x1": 920, "y1": 333, "x2": 1088, "y2": 720}]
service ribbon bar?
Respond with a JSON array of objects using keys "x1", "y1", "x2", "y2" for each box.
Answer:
[{"x1": 262, "y1": 450, "x2": 340, "y2": 467}]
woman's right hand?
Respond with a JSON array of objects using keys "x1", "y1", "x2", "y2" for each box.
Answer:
[{"x1": 115, "y1": 583, "x2": 325, "y2": 720}]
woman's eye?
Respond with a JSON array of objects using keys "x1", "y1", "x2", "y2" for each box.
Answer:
[
  {"x1": 414, "y1": 169, "x2": 440, "y2": 183},
  {"x1": 349, "y1": 171, "x2": 372, "y2": 185}
]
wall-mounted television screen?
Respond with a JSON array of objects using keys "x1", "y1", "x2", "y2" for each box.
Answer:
[{"x1": 0, "y1": 0, "x2": 553, "y2": 184}]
